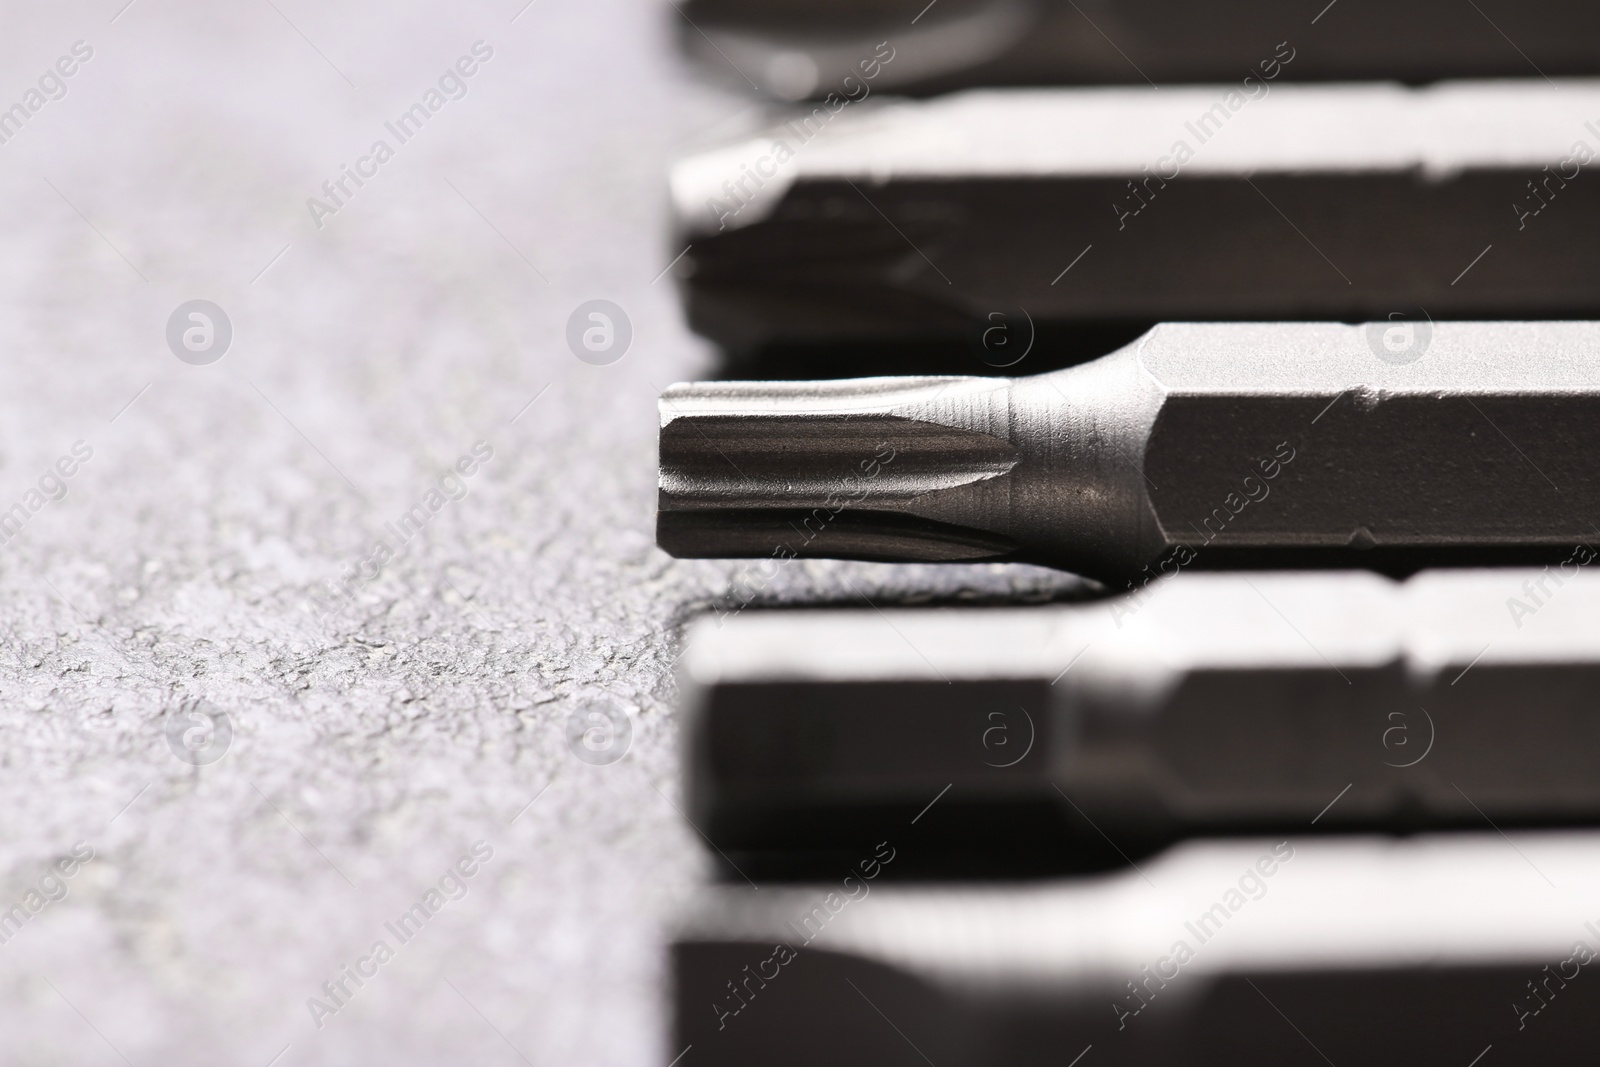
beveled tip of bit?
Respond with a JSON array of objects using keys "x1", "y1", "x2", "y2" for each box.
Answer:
[{"x1": 656, "y1": 375, "x2": 1022, "y2": 564}]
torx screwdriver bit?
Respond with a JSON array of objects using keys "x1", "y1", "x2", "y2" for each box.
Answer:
[
  {"x1": 675, "y1": 833, "x2": 1600, "y2": 1065},
  {"x1": 658, "y1": 321, "x2": 1600, "y2": 580},
  {"x1": 679, "y1": 567, "x2": 1600, "y2": 872},
  {"x1": 682, "y1": 0, "x2": 1600, "y2": 99},
  {"x1": 672, "y1": 82, "x2": 1600, "y2": 360}
]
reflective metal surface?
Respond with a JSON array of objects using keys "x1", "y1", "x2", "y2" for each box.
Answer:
[
  {"x1": 680, "y1": 568, "x2": 1600, "y2": 869},
  {"x1": 675, "y1": 832, "x2": 1600, "y2": 1064},
  {"x1": 679, "y1": 0, "x2": 1600, "y2": 97},
  {"x1": 671, "y1": 83, "x2": 1600, "y2": 358},
  {"x1": 660, "y1": 321, "x2": 1600, "y2": 579}
]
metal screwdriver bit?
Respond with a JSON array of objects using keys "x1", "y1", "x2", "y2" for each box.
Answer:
[
  {"x1": 671, "y1": 82, "x2": 1600, "y2": 360},
  {"x1": 678, "y1": 567, "x2": 1600, "y2": 872},
  {"x1": 675, "y1": 833, "x2": 1600, "y2": 1064},
  {"x1": 681, "y1": 0, "x2": 1600, "y2": 99},
  {"x1": 658, "y1": 321, "x2": 1600, "y2": 580}
]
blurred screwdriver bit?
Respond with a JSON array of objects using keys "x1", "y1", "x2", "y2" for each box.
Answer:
[
  {"x1": 675, "y1": 833, "x2": 1600, "y2": 1064},
  {"x1": 658, "y1": 321, "x2": 1600, "y2": 579},
  {"x1": 682, "y1": 0, "x2": 1600, "y2": 98},
  {"x1": 671, "y1": 82, "x2": 1600, "y2": 361},
  {"x1": 679, "y1": 568, "x2": 1600, "y2": 872}
]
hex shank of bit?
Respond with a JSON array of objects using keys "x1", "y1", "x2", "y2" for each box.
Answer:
[
  {"x1": 679, "y1": 568, "x2": 1600, "y2": 868},
  {"x1": 675, "y1": 834, "x2": 1600, "y2": 1065},
  {"x1": 657, "y1": 322, "x2": 1600, "y2": 580}
]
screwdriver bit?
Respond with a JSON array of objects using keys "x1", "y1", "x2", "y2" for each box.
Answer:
[
  {"x1": 682, "y1": 0, "x2": 1600, "y2": 98},
  {"x1": 658, "y1": 321, "x2": 1600, "y2": 580},
  {"x1": 675, "y1": 833, "x2": 1600, "y2": 1065},
  {"x1": 671, "y1": 82, "x2": 1600, "y2": 360},
  {"x1": 678, "y1": 567, "x2": 1600, "y2": 872}
]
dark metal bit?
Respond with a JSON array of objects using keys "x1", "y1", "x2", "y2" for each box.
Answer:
[
  {"x1": 671, "y1": 83, "x2": 1600, "y2": 361},
  {"x1": 680, "y1": 0, "x2": 1600, "y2": 98},
  {"x1": 679, "y1": 568, "x2": 1600, "y2": 871},
  {"x1": 658, "y1": 321, "x2": 1600, "y2": 580},
  {"x1": 674, "y1": 833, "x2": 1600, "y2": 1064}
]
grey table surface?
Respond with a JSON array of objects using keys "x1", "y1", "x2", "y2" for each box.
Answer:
[{"x1": 0, "y1": 2, "x2": 1084, "y2": 1063}]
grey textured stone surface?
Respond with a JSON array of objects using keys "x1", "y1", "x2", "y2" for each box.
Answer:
[{"x1": 0, "y1": 2, "x2": 1086, "y2": 1064}]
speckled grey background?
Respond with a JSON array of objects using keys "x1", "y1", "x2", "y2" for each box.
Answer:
[{"x1": 0, "y1": 3, "x2": 1088, "y2": 1064}]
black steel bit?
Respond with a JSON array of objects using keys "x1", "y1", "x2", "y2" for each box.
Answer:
[
  {"x1": 658, "y1": 322, "x2": 1600, "y2": 580},
  {"x1": 680, "y1": 0, "x2": 1600, "y2": 98},
  {"x1": 670, "y1": 83, "x2": 1600, "y2": 361},
  {"x1": 678, "y1": 567, "x2": 1600, "y2": 872},
  {"x1": 675, "y1": 833, "x2": 1600, "y2": 1065}
]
